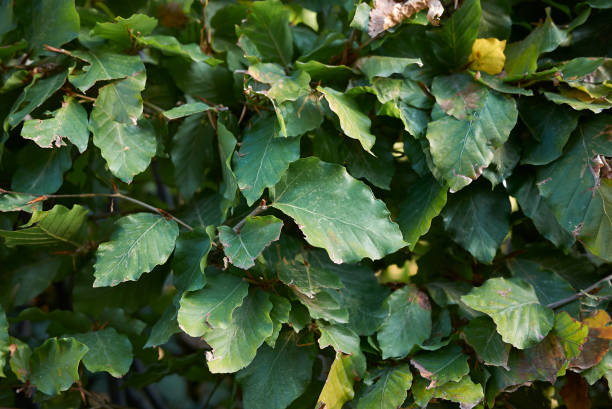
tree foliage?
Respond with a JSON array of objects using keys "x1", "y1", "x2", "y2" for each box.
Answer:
[{"x1": 0, "y1": 0, "x2": 611, "y2": 408}]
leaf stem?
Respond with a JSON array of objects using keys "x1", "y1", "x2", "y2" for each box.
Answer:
[
  {"x1": 143, "y1": 100, "x2": 165, "y2": 114},
  {"x1": 232, "y1": 200, "x2": 268, "y2": 233},
  {"x1": 547, "y1": 273, "x2": 612, "y2": 309},
  {"x1": 1, "y1": 189, "x2": 193, "y2": 230}
]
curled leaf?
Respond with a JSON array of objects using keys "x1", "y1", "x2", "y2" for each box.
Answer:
[{"x1": 368, "y1": 0, "x2": 444, "y2": 37}]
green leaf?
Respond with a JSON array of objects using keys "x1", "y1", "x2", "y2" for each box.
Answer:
[
  {"x1": 345, "y1": 139, "x2": 395, "y2": 190},
  {"x1": 9, "y1": 338, "x2": 31, "y2": 382},
  {"x1": 170, "y1": 114, "x2": 215, "y2": 200},
  {"x1": 471, "y1": 71, "x2": 533, "y2": 96},
  {"x1": 162, "y1": 102, "x2": 212, "y2": 120},
  {"x1": 168, "y1": 60, "x2": 234, "y2": 105},
  {"x1": 248, "y1": 63, "x2": 311, "y2": 104},
  {"x1": 294, "y1": 288, "x2": 348, "y2": 324},
  {"x1": 235, "y1": 116, "x2": 300, "y2": 205},
  {"x1": 237, "y1": 331, "x2": 315, "y2": 409},
  {"x1": 68, "y1": 49, "x2": 145, "y2": 92},
  {"x1": 204, "y1": 289, "x2": 274, "y2": 373},
  {"x1": 586, "y1": 0, "x2": 612, "y2": 8},
  {"x1": 1, "y1": 256, "x2": 61, "y2": 307},
  {"x1": 271, "y1": 157, "x2": 405, "y2": 264},
  {"x1": 21, "y1": 96, "x2": 89, "y2": 153},
  {"x1": 0, "y1": 204, "x2": 88, "y2": 248},
  {"x1": 177, "y1": 273, "x2": 249, "y2": 337},
  {"x1": 442, "y1": 183, "x2": 510, "y2": 264},
  {"x1": 507, "y1": 170, "x2": 575, "y2": 249},
  {"x1": 7, "y1": 70, "x2": 68, "y2": 127},
  {"x1": 518, "y1": 97, "x2": 579, "y2": 165},
  {"x1": 356, "y1": 364, "x2": 413, "y2": 409},
  {"x1": 537, "y1": 116, "x2": 612, "y2": 261},
  {"x1": 138, "y1": 35, "x2": 219, "y2": 64},
  {"x1": 310, "y1": 251, "x2": 390, "y2": 335},
  {"x1": 172, "y1": 226, "x2": 213, "y2": 292},
  {"x1": 237, "y1": 0, "x2": 293, "y2": 66},
  {"x1": 462, "y1": 316, "x2": 510, "y2": 368},
  {"x1": 278, "y1": 255, "x2": 344, "y2": 298},
  {"x1": 274, "y1": 95, "x2": 324, "y2": 137},
  {"x1": 377, "y1": 285, "x2": 432, "y2": 359},
  {"x1": 218, "y1": 121, "x2": 238, "y2": 202},
  {"x1": 295, "y1": 60, "x2": 357, "y2": 82},
  {"x1": 355, "y1": 56, "x2": 422, "y2": 80},
  {"x1": 317, "y1": 322, "x2": 361, "y2": 355},
  {"x1": 431, "y1": 73, "x2": 489, "y2": 120},
  {"x1": 317, "y1": 353, "x2": 364, "y2": 409},
  {"x1": 90, "y1": 73, "x2": 156, "y2": 184},
  {"x1": 0, "y1": 0, "x2": 15, "y2": 40},
  {"x1": 318, "y1": 86, "x2": 376, "y2": 153},
  {"x1": 461, "y1": 277, "x2": 555, "y2": 349},
  {"x1": 74, "y1": 328, "x2": 133, "y2": 378},
  {"x1": 426, "y1": 83, "x2": 518, "y2": 192},
  {"x1": 479, "y1": 0, "x2": 511, "y2": 39},
  {"x1": 25, "y1": 0, "x2": 79, "y2": 55},
  {"x1": 218, "y1": 215, "x2": 283, "y2": 270},
  {"x1": 0, "y1": 192, "x2": 42, "y2": 213},
  {"x1": 553, "y1": 311, "x2": 588, "y2": 359},
  {"x1": 145, "y1": 302, "x2": 180, "y2": 348},
  {"x1": 397, "y1": 173, "x2": 448, "y2": 250},
  {"x1": 265, "y1": 294, "x2": 291, "y2": 347},
  {"x1": 0, "y1": 306, "x2": 8, "y2": 377},
  {"x1": 426, "y1": 0, "x2": 481, "y2": 70},
  {"x1": 410, "y1": 344, "x2": 470, "y2": 389},
  {"x1": 92, "y1": 14, "x2": 157, "y2": 49},
  {"x1": 93, "y1": 213, "x2": 179, "y2": 287},
  {"x1": 28, "y1": 338, "x2": 88, "y2": 395},
  {"x1": 414, "y1": 375, "x2": 485, "y2": 409},
  {"x1": 11, "y1": 145, "x2": 72, "y2": 194},
  {"x1": 508, "y1": 259, "x2": 577, "y2": 312},
  {"x1": 504, "y1": 13, "x2": 566, "y2": 80}
]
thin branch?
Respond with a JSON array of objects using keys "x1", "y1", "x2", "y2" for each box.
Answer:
[
  {"x1": 1, "y1": 189, "x2": 193, "y2": 230},
  {"x1": 143, "y1": 100, "x2": 165, "y2": 114},
  {"x1": 232, "y1": 200, "x2": 268, "y2": 233},
  {"x1": 202, "y1": 377, "x2": 223, "y2": 409},
  {"x1": 547, "y1": 273, "x2": 612, "y2": 309}
]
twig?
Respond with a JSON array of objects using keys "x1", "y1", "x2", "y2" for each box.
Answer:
[
  {"x1": 232, "y1": 200, "x2": 268, "y2": 233},
  {"x1": 43, "y1": 44, "x2": 73, "y2": 56},
  {"x1": 1, "y1": 189, "x2": 193, "y2": 230},
  {"x1": 547, "y1": 273, "x2": 612, "y2": 309},
  {"x1": 202, "y1": 377, "x2": 223, "y2": 409},
  {"x1": 143, "y1": 100, "x2": 165, "y2": 114}
]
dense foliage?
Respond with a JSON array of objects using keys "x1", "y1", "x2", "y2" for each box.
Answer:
[{"x1": 1, "y1": 0, "x2": 611, "y2": 408}]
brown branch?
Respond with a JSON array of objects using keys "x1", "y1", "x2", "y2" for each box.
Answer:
[
  {"x1": 232, "y1": 199, "x2": 268, "y2": 233},
  {"x1": 547, "y1": 273, "x2": 612, "y2": 309},
  {"x1": 2, "y1": 189, "x2": 193, "y2": 230}
]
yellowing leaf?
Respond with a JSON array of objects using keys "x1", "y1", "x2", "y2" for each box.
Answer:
[
  {"x1": 584, "y1": 310, "x2": 612, "y2": 340},
  {"x1": 469, "y1": 38, "x2": 506, "y2": 75}
]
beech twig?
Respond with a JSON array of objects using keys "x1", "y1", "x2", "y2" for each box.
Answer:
[
  {"x1": 1, "y1": 189, "x2": 193, "y2": 230},
  {"x1": 547, "y1": 273, "x2": 612, "y2": 309}
]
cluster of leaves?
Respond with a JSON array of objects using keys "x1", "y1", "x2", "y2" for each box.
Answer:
[{"x1": 1, "y1": 0, "x2": 612, "y2": 408}]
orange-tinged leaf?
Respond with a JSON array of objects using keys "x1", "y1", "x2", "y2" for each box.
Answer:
[{"x1": 584, "y1": 310, "x2": 612, "y2": 339}]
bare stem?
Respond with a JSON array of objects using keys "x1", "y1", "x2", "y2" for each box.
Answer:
[
  {"x1": 547, "y1": 273, "x2": 612, "y2": 309},
  {"x1": 1, "y1": 189, "x2": 193, "y2": 230}
]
